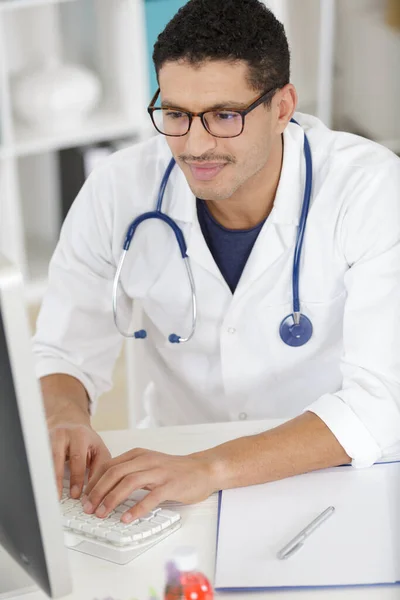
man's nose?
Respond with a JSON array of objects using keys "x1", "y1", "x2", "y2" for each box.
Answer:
[{"x1": 184, "y1": 116, "x2": 217, "y2": 157}]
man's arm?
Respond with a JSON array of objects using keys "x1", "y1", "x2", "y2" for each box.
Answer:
[
  {"x1": 81, "y1": 412, "x2": 350, "y2": 522},
  {"x1": 34, "y1": 166, "x2": 125, "y2": 497},
  {"x1": 205, "y1": 412, "x2": 350, "y2": 490}
]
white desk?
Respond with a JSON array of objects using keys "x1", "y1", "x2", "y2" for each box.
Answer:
[{"x1": 22, "y1": 420, "x2": 400, "y2": 600}]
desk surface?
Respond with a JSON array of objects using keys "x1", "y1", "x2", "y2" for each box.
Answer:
[{"x1": 20, "y1": 420, "x2": 400, "y2": 600}]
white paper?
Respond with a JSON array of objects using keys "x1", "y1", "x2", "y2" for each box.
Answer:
[{"x1": 215, "y1": 463, "x2": 400, "y2": 589}]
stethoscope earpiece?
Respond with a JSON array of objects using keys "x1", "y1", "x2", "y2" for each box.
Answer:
[
  {"x1": 133, "y1": 330, "x2": 147, "y2": 339},
  {"x1": 279, "y1": 313, "x2": 313, "y2": 347}
]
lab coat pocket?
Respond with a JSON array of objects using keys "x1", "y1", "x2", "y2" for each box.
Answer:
[
  {"x1": 252, "y1": 289, "x2": 347, "y2": 360},
  {"x1": 299, "y1": 290, "x2": 347, "y2": 349}
]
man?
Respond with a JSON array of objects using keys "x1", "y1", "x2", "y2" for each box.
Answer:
[{"x1": 34, "y1": 0, "x2": 400, "y2": 525}]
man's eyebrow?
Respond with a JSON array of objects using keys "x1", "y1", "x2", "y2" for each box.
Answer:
[{"x1": 160, "y1": 99, "x2": 249, "y2": 111}]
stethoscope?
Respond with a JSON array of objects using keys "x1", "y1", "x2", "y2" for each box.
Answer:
[{"x1": 113, "y1": 119, "x2": 313, "y2": 348}]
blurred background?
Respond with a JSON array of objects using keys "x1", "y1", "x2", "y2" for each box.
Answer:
[{"x1": 0, "y1": 0, "x2": 399, "y2": 430}]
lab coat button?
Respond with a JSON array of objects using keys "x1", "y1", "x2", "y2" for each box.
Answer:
[
  {"x1": 239, "y1": 412, "x2": 248, "y2": 421},
  {"x1": 227, "y1": 327, "x2": 236, "y2": 334}
]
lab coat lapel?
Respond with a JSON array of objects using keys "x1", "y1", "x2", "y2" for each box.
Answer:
[
  {"x1": 234, "y1": 121, "x2": 306, "y2": 298},
  {"x1": 234, "y1": 220, "x2": 297, "y2": 297},
  {"x1": 186, "y1": 216, "x2": 227, "y2": 284}
]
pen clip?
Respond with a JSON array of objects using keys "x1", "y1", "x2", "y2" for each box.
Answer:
[{"x1": 278, "y1": 541, "x2": 304, "y2": 561}]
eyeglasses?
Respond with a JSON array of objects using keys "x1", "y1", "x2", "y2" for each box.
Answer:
[{"x1": 147, "y1": 87, "x2": 276, "y2": 139}]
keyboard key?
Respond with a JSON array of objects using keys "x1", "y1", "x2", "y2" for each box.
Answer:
[
  {"x1": 130, "y1": 523, "x2": 151, "y2": 542},
  {"x1": 139, "y1": 512, "x2": 155, "y2": 521},
  {"x1": 81, "y1": 523, "x2": 96, "y2": 535},
  {"x1": 151, "y1": 515, "x2": 171, "y2": 530},
  {"x1": 113, "y1": 524, "x2": 130, "y2": 533},
  {"x1": 92, "y1": 528, "x2": 108, "y2": 539},
  {"x1": 141, "y1": 522, "x2": 152, "y2": 538},
  {"x1": 62, "y1": 515, "x2": 72, "y2": 527},
  {"x1": 70, "y1": 519, "x2": 84, "y2": 531},
  {"x1": 157, "y1": 509, "x2": 180, "y2": 524},
  {"x1": 148, "y1": 519, "x2": 162, "y2": 534}
]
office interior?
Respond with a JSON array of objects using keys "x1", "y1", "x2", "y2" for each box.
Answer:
[{"x1": 0, "y1": 0, "x2": 399, "y2": 432}]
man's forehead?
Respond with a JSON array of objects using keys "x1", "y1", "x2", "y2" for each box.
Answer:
[{"x1": 158, "y1": 60, "x2": 255, "y2": 110}]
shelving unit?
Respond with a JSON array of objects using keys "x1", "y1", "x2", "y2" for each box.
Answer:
[{"x1": 0, "y1": 0, "x2": 151, "y2": 303}]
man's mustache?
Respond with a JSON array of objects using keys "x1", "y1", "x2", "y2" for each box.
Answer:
[{"x1": 179, "y1": 154, "x2": 236, "y2": 164}]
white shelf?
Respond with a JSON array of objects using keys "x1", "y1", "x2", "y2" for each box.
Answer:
[
  {"x1": 11, "y1": 110, "x2": 148, "y2": 157},
  {"x1": 0, "y1": 0, "x2": 76, "y2": 11}
]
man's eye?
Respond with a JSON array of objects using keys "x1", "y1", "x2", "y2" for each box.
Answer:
[
  {"x1": 165, "y1": 111, "x2": 186, "y2": 119},
  {"x1": 216, "y1": 112, "x2": 239, "y2": 120}
]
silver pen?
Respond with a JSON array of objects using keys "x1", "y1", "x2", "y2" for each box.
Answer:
[{"x1": 277, "y1": 506, "x2": 335, "y2": 560}]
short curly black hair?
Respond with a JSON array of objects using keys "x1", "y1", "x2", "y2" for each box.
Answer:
[{"x1": 153, "y1": 0, "x2": 290, "y2": 102}]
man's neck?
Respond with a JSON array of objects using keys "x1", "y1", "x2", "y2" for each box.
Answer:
[{"x1": 205, "y1": 135, "x2": 284, "y2": 230}]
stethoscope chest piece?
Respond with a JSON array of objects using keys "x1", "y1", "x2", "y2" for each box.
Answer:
[{"x1": 279, "y1": 313, "x2": 313, "y2": 347}]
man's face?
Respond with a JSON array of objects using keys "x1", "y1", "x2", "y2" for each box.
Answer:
[{"x1": 158, "y1": 60, "x2": 278, "y2": 202}]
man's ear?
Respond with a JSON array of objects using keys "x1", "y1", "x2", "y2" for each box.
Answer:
[{"x1": 274, "y1": 84, "x2": 298, "y2": 135}]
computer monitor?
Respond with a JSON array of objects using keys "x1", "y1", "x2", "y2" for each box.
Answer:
[{"x1": 0, "y1": 256, "x2": 72, "y2": 599}]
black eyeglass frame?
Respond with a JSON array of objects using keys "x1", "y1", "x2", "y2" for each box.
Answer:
[{"x1": 147, "y1": 86, "x2": 277, "y2": 138}]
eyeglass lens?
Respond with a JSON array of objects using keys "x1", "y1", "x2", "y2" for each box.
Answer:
[{"x1": 152, "y1": 109, "x2": 243, "y2": 137}]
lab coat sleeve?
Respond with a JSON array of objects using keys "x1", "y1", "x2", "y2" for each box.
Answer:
[
  {"x1": 32, "y1": 164, "x2": 128, "y2": 414},
  {"x1": 306, "y1": 160, "x2": 400, "y2": 468}
]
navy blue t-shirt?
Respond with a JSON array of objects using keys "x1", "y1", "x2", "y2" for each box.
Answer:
[{"x1": 196, "y1": 199, "x2": 266, "y2": 293}]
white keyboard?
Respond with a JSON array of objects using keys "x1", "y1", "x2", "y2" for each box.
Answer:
[{"x1": 60, "y1": 481, "x2": 181, "y2": 564}]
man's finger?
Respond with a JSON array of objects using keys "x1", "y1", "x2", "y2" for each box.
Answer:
[
  {"x1": 122, "y1": 487, "x2": 166, "y2": 523},
  {"x1": 85, "y1": 468, "x2": 159, "y2": 516},
  {"x1": 111, "y1": 447, "x2": 154, "y2": 464},
  {"x1": 84, "y1": 453, "x2": 153, "y2": 500},
  {"x1": 86, "y1": 446, "x2": 111, "y2": 488},
  {"x1": 50, "y1": 429, "x2": 68, "y2": 499},
  {"x1": 68, "y1": 433, "x2": 89, "y2": 498}
]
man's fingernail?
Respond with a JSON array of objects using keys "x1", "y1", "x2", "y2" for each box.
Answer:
[
  {"x1": 71, "y1": 485, "x2": 80, "y2": 498},
  {"x1": 81, "y1": 495, "x2": 88, "y2": 505},
  {"x1": 96, "y1": 504, "x2": 107, "y2": 518},
  {"x1": 122, "y1": 513, "x2": 133, "y2": 523},
  {"x1": 83, "y1": 501, "x2": 93, "y2": 513}
]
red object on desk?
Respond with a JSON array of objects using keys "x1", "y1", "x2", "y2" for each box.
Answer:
[{"x1": 164, "y1": 548, "x2": 213, "y2": 600}]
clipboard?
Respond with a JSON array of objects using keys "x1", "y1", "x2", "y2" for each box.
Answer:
[{"x1": 214, "y1": 461, "x2": 400, "y2": 592}]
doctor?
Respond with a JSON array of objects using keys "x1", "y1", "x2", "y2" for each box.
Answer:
[{"x1": 35, "y1": 0, "x2": 400, "y2": 523}]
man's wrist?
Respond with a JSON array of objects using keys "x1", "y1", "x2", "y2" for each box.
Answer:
[
  {"x1": 45, "y1": 396, "x2": 91, "y2": 429},
  {"x1": 192, "y1": 440, "x2": 247, "y2": 492},
  {"x1": 40, "y1": 374, "x2": 91, "y2": 428}
]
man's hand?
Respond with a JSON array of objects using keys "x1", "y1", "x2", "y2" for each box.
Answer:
[
  {"x1": 81, "y1": 448, "x2": 218, "y2": 522},
  {"x1": 50, "y1": 422, "x2": 111, "y2": 500},
  {"x1": 41, "y1": 374, "x2": 111, "y2": 499}
]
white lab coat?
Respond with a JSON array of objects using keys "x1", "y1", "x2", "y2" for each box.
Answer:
[{"x1": 33, "y1": 114, "x2": 400, "y2": 468}]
